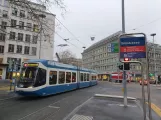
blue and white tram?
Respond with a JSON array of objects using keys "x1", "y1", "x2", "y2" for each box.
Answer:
[{"x1": 16, "y1": 59, "x2": 98, "y2": 96}]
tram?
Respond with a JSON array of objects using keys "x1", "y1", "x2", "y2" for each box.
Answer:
[{"x1": 16, "y1": 59, "x2": 98, "y2": 96}]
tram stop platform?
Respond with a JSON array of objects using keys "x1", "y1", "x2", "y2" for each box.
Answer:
[{"x1": 65, "y1": 94, "x2": 145, "y2": 120}]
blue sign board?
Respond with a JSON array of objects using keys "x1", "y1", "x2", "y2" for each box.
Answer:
[{"x1": 120, "y1": 37, "x2": 146, "y2": 58}]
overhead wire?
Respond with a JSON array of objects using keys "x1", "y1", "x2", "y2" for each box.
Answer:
[
  {"x1": 55, "y1": 17, "x2": 86, "y2": 46},
  {"x1": 55, "y1": 31, "x2": 82, "y2": 50},
  {"x1": 127, "y1": 17, "x2": 161, "y2": 32}
]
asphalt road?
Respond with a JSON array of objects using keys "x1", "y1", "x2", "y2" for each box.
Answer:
[{"x1": 0, "y1": 82, "x2": 159, "y2": 120}]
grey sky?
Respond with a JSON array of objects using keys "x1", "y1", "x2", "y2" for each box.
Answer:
[{"x1": 51, "y1": 0, "x2": 161, "y2": 59}]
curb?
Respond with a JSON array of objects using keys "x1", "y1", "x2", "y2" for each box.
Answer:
[{"x1": 94, "y1": 94, "x2": 136, "y2": 100}]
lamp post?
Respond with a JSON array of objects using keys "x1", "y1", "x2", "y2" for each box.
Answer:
[
  {"x1": 38, "y1": 14, "x2": 46, "y2": 59},
  {"x1": 150, "y1": 33, "x2": 156, "y2": 85}
]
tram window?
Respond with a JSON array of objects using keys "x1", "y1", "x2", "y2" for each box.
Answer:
[
  {"x1": 81, "y1": 73, "x2": 83, "y2": 81},
  {"x1": 87, "y1": 74, "x2": 89, "y2": 81},
  {"x1": 49, "y1": 71, "x2": 57, "y2": 85},
  {"x1": 66, "y1": 72, "x2": 71, "y2": 83},
  {"x1": 72, "y1": 72, "x2": 76, "y2": 82},
  {"x1": 59, "y1": 71, "x2": 65, "y2": 84},
  {"x1": 92, "y1": 76, "x2": 96, "y2": 80},
  {"x1": 84, "y1": 73, "x2": 87, "y2": 81},
  {"x1": 34, "y1": 68, "x2": 46, "y2": 87}
]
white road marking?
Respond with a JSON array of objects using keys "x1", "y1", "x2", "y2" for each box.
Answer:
[
  {"x1": 18, "y1": 97, "x2": 68, "y2": 120},
  {"x1": 0, "y1": 96, "x2": 17, "y2": 101},
  {"x1": 63, "y1": 97, "x2": 93, "y2": 120},
  {"x1": 48, "y1": 105, "x2": 60, "y2": 109},
  {"x1": 70, "y1": 114, "x2": 93, "y2": 120}
]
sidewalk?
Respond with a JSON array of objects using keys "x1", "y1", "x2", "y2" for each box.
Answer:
[
  {"x1": 65, "y1": 94, "x2": 161, "y2": 120},
  {"x1": 65, "y1": 95, "x2": 144, "y2": 120},
  {"x1": 0, "y1": 82, "x2": 16, "y2": 100}
]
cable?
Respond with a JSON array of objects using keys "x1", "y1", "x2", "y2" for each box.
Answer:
[
  {"x1": 55, "y1": 32, "x2": 82, "y2": 50},
  {"x1": 127, "y1": 17, "x2": 161, "y2": 31},
  {"x1": 55, "y1": 17, "x2": 86, "y2": 46}
]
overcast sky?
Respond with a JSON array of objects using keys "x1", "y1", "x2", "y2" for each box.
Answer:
[{"x1": 50, "y1": 0, "x2": 161, "y2": 59}]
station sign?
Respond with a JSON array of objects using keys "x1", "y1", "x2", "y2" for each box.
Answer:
[
  {"x1": 107, "y1": 42, "x2": 119, "y2": 53},
  {"x1": 120, "y1": 37, "x2": 146, "y2": 58}
]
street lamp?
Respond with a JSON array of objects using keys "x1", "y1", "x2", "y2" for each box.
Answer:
[
  {"x1": 82, "y1": 46, "x2": 86, "y2": 50},
  {"x1": 38, "y1": 14, "x2": 46, "y2": 59},
  {"x1": 150, "y1": 33, "x2": 157, "y2": 85}
]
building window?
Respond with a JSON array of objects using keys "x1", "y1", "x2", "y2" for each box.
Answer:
[
  {"x1": 0, "y1": 33, "x2": 6, "y2": 41},
  {"x1": 12, "y1": 8, "x2": 18, "y2": 16},
  {"x1": 20, "y1": 10, "x2": 25, "y2": 17},
  {"x1": 33, "y1": 24, "x2": 39, "y2": 32},
  {"x1": 1, "y1": 21, "x2": 7, "y2": 29},
  {"x1": 25, "y1": 34, "x2": 31, "y2": 42},
  {"x1": 18, "y1": 33, "x2": 23, "y2": 41},
  {"x1": 0, "y1": 45, "x2": 4, "y2": 53},
  {"x1": 16, "y1": 45, "x2": 22, "y2": 53},
  {"x1": 3, "y1": 10, "x2": 8, "y2": 17},
  {"x1": 26, "y1": 23, "x2": 32, "y2": 31},
  {"x1": 49, "y1": 71, "x2": 57, "y2": 85},
  {"x1": 32, "y1": 35, "x2": 37, "y2": 44},
  {"x1": 9, "y1": 32, "x2": 16, "y2": 40},
  {"x1": 31, "y1": 47, "x2": 36, "y2": 55},
  {"x1": 27, "y1": 12, "x2": 33, "y2": 19},
  {"x1": 19, "y1": 21, "x2": 24, "y2": 29},
  {"x1": 11, "y1": 19, "x2": 17, "y2": 28},
  {"x1": 8, "y1": 44, "x2": 14, "y2": 52},
  {"x1": 24, "y1": 46, "x2": 30, "y2": 54}
]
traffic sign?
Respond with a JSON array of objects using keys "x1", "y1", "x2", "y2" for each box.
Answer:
[
  {"x1": 120, "y1": 37, "x2": 146, "y2": 58},
  {"x1": 107, "y1": 42, "x2": 119, "y2": 53}
]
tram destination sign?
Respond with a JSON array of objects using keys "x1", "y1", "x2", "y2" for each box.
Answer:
[{"x1": 120, "y1": 37, "x2": 146, "y2": 58}]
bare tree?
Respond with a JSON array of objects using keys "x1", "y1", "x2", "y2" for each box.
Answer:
[
  {"x1": 0, "y1": 0, "x2": 66, "y2": 46},
  {"x1": 57, "y1": 50, "x2": 79, "y2": 66}
]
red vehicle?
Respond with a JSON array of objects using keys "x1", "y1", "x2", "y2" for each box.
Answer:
[
  {"x1": 139, "y1": 80, "x2": 148, "y2": 85},
  {"x1": 111, "y1": 72, "x2": 132, "y2": 83}
]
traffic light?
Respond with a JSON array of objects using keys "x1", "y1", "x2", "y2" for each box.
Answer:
[
  {"x1": 124, "y1": 58, "x2": 130, "y2": 70},
  {"x1": 118, "y1": 65, "x2": 123, "y2": 70},
  {"x1": 124, "y1": 63, "x2": 130, "y2": 70}
]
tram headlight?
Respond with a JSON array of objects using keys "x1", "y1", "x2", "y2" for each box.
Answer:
[{"x1": 28, "y1": 86, "x2": 33, "y2": 88}]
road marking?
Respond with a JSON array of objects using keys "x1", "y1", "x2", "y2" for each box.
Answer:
[
  {"x1": 18, "y1": 97, "x2": 68, "y2": 120},
  {"x1": 0, "y1": 96, "x2": 17, "y2": 101},
  {"x1": 146, "y1": 102, "x2": 161, "y2": 117},
  {"x1": 48, "y1": 105, "x2": 60, "y2": 109},
  {"x1": 70, "y1": 114, "x2": 93, "y2": 120},
  {"x1": 63, "y1": 97, "x2": 93, "y2": 120}
]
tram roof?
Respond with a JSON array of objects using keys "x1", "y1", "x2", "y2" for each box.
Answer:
[{"x1": 26, "y1": 59, "x2": 96, "y2": 73}]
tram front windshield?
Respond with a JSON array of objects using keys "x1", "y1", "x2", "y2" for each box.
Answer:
[
  {"x1": 18, "y1": 67, "x2": 38, "y2": 88},
  {"x1": 18, "y1": 65, "x2": 46, "y2": 88}
]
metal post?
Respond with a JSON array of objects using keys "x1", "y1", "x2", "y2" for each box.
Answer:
[
  {"x1": 10, "y1": 61, "x2": 14, "y2": 91},
  {"x1": 38, "y1": 14, "x2": 46, "y2": 59},
  {"x1": 152, "y1": 36, "x2": 157, "y2": 85},
  {"x1": 122, "y1": 0, "x2": 125, "y2": 33},
  {"x1": 141, "y1": 64, "x2": 146, "y2": 120},
  {"x1": 39, "y1": 29, "x2": 42, "y2": 59},
  {"x1": 123, "y1": 68, "x2": 127, "y2": 106},
  {"x1": 122, "y1": 0, "x2": 127, "y2": 107},
  {"x1": 147, "y1": 37, "x2": 152, "y2": 120}
]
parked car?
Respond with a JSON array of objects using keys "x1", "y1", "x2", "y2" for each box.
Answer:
[{"x1": 139, "y1": 80, "x2": 148, "y2": 85}]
